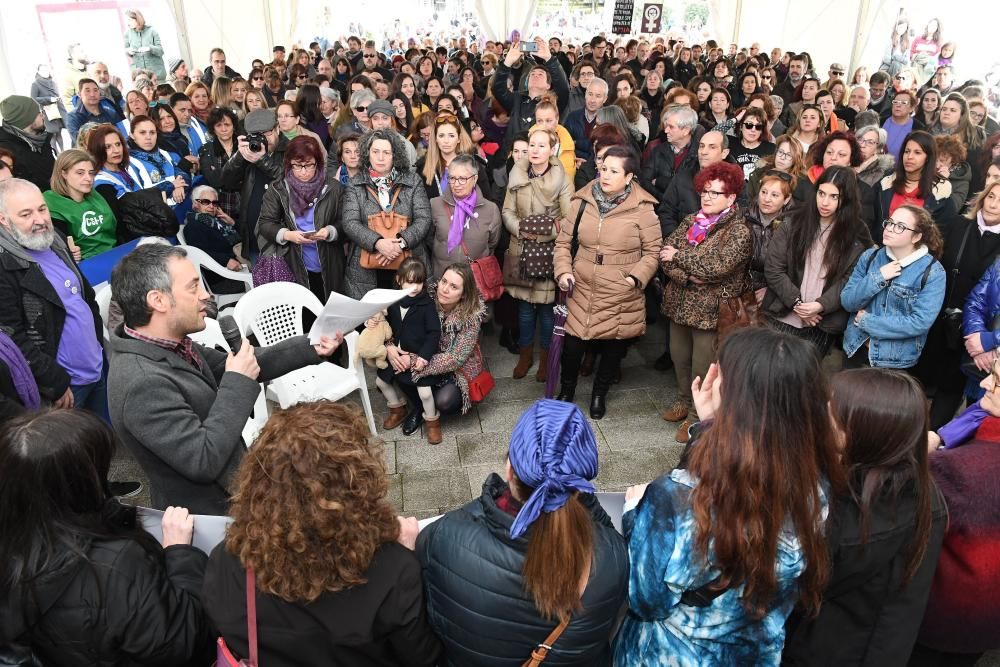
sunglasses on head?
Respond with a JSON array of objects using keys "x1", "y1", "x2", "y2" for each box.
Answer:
[
  {"x1": 765, "y1": 169, "x2": 792, "y2": 182},
  {"x1": 435, "y1": 113, "x2": 458, "y2": 123}
]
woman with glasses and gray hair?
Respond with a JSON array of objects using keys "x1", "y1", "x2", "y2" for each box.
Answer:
[
  {"x1": 336, "y1": 88, "x2": 376, "y2": 139},
  {"x1": 428, "y1": 153, "x2": 501, "y2": 279},
  {"x1": 855, "y1": 125, "x2": 895, "y2": 188}
]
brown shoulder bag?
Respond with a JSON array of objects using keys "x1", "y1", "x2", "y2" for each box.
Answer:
[{"x1": 360, "y1": 187, "x2": 410, "y2": 270}]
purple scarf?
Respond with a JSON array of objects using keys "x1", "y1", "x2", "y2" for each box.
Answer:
[
  {"x1": 687, "y1": 206, "x2": 730, "y2": 246},
  {"x1": 0, "y1": 329, "x2": 40, "y2": 409},
  {"x1": 285, "y1": 167, "x2": 326, "y2": 217},
  {"x1": 448, "y1": 189, "x2": 478, "y2": 254}
]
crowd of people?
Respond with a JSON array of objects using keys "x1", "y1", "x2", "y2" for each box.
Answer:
[{"x1": 1, "y1": 11, "x2": 1000, "y2": 666}]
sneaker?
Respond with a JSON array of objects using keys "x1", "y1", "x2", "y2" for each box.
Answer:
[
  {"x1": 661, "y1": 401, "x2": 688, "y2": 422},
  {"x1": 675, "y1": 420, "x2": 695, "y2": 444},
  {"x1": 109, "y1": 481, "x2": 143, "y2": 498}
]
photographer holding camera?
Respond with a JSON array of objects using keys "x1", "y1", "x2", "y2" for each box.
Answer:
[{"x1": 221, "y1": 108, "x2": 288, "y2": 260}]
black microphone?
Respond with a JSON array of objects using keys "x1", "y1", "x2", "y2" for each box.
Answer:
[{"x1": 218, "y1": 314, "x2": 243, "y2": 354}]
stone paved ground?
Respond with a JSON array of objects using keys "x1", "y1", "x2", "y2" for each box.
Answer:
[{"x1": 109, "y1": 321, "x2": 999, "y2": 666}]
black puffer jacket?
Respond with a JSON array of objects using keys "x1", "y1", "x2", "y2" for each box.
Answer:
[
  {"x1": 0, "y1": 534, "x2": 211, "y2": 666},
  {"x1": 415, "y1": 473, "x2": 629, "y2": 667},
  {"x1": 220, "y1": 134, "x2": 289, "y2": 254},
  {"x1": 639, "y1": 123, "x2": 706, "y2": 203}
]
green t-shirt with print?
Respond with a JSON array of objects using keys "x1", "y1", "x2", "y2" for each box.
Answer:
[{"x1": 43, "y1": 190, "x2": 117, "y2": 259}]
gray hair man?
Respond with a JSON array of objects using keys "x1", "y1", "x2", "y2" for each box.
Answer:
[{"x1": 640, "y1": 104, "x2": 703, "y2": 201}]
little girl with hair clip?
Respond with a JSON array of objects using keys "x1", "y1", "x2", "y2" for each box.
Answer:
[{"x1": 372, "y1": 257, "x2": 444, "y2": 443}]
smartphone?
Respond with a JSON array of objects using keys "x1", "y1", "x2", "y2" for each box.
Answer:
[{"x1": 521, "y1": 41, "x2": 538, "y2": 53}]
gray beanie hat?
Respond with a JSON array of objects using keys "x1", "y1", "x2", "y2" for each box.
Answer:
[
  {"x1": 366, "y1": 99, "x2": 394, "y2": 119},
  {"x1": 169, "y1": 59, "x2": 184, "y2": 75},
  {"x1": 0, "y1": 96, "x2": 41, "y2": 130}
]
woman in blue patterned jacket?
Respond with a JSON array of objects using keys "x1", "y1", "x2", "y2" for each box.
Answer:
[{"x1": 613, "y1": 327, "x2": 844, "y2": 666}]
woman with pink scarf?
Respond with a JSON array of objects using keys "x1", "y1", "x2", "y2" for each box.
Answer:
[{"x1": 427, "y1": 153, "x2": 502, "y2": 280}]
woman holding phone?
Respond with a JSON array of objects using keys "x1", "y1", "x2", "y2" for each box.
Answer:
[{"x1": 256, "y1": 135, "x2": 346, "y2": 301}]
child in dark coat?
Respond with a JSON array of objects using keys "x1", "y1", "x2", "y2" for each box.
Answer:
[{"x1": 373, "y1": 258, "x2": 444, "y2": 443}]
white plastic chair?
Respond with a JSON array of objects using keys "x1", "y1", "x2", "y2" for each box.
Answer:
[
  {"x1": 188, "y1": 317, "x2": 270, "y2": 447},
  {"x1": 178, "y1": 244, "x2": 252, "y2": 310},
  {"x1": 232, "y1": 282, "x2": 377, "y2": 435},
  {"x1": 175, "y1": 224, "x2": 187, "y2": 245},
  {"x1": 94, "y1": 282, "x2": 113, "y2": 343}
]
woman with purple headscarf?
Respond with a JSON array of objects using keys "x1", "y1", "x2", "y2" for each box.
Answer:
[
  {"x1": 427, "y1": 153, "x2": 501, "y2": 280},
  {"x1": 408, "y1": 399, "x2": 628, "y2": 666}
]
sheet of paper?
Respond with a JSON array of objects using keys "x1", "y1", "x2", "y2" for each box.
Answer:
[
  {"x1": 308, "y1": 288, "x2": 409, "y2": 344},
  {"x1": 595, "y1": 492, "x2": 626, "y2": 534},
  {"x1": 418, "y1": 514, "x2": 442, "y2": 530},
  {"x1": 137, "y1": 506, "x2": 234, "y2": 555}
]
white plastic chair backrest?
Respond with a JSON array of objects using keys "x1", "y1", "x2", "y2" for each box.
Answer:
[
  {"x1": 232, "y1": 282, "x2": 325, "y2": 346},
  {"x1": 94, "y1": 283, "x2": 113, "y2": 340},
  {"x1": 188, "y1": 317, "x2": 228, "y2": 351},
  {"x1": 178, "y1": 244, "x2": 252, "y2": 291},
  {"x1": 176, "y1": 224, "x2": 186, "y2": 245}
]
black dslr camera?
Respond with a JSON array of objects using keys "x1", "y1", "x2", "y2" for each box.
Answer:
[{"x1": 246, "y1": 132, "x2": 268, "y2": 153}]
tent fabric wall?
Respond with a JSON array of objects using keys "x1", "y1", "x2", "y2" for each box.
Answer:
[{"x1": 474, "y1": 0, "x2": 539, "y2": 42}]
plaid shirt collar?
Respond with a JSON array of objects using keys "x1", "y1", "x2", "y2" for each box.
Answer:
[{"x1": 123, "y1": 325, "x2": 202, "y2": 370}]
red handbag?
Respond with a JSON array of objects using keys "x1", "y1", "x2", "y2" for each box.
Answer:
[
  {"x1": 459, "y1": 348, "x2": 495, "y2": 403},
  {"x1": 462, "y1": 241, "x2": 504, "y2": 302},
  {"x1": 216, "y1": 569, "x2": 258, "y2": 666}
]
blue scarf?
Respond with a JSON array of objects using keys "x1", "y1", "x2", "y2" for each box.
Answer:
[{"x1": 508, "y1": 399, "x2": 599, "y2": 539}]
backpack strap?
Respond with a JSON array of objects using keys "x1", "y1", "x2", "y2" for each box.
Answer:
[{"x1": 569, "y1": 200, "x2": 587, "y2": 260}]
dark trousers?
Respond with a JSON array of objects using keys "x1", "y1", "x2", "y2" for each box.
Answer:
[
  {"x1": 560, "y1": 335, "x2": 630, "y2": 393},
  {"x1": 907, "y1": 644, "x2": 983, "y2": 667},
  {"x1": 398, "y1": 380, "x2": 463, "y2": 416}
]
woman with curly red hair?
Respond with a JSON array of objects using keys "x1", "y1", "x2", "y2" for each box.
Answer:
[
  {"x1": 202, "y1": 401, "x2": 442, "y2": 666},
  {"x1": 659, "y1": 161, "x2": 752, "y2": 441}
]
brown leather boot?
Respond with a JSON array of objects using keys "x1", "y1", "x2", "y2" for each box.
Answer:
[
  {"x1": 535, "y1": 349, "x2": 549, "y2": 382},
  {"x1": 512, "y1": 346, "x2": 534, "y2": 379},
  {"x1": 424, "y1": 415, "x2": 443, "y2": 444},
  {"x1": 382, "y1": 404, "x2": 408, "y2": 430}
]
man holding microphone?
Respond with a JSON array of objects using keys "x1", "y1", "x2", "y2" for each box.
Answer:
[{"x1": 108, "y1": 244, "x2": 342, "y2": 515}]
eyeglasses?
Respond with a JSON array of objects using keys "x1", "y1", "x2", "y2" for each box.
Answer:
[
  {"x1": 858, "y1": 137, "x2": 878, "y2": 147},
  {"x1": 882, "y1": 218, "x2": 916, "y2": 234},
  {"x1": 970, "y1": 111, "x2": 986, "y2": 122},
  {"x1": 450, "y1": 174, "x2": 477, "y2": 185},
  {"x1": 700, "y1": 189, "x2": 728, "y2": 200},
  {"x1": 354, "y1": 105, "x2": 369, "y2": 112},
  {"x1": 775, "y1": 149, "x2": 793, "y2": 160},
  {"x1": 742, "y1": 122, "x2": 763, "y2": 131},
  {"x1": 194, "y1": 198, "x2": 218, "y2": 206},
  {"x1": 891, "y1": 99, "x2": 911, "y2": 106},
  {"x1": 765, "y1": 169, "x2": 792, "y2": 182},
  {"x1": 290, "y1": 162, "x2": 317, "y2": 172}
]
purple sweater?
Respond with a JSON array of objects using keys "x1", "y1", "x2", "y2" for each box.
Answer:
[{"x1": 938, "y1": 402, "x2": 989, "y2": 449}]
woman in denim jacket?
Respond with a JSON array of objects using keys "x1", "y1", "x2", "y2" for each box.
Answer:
[{"x1": 842, "y1": 205, "x2": 946, "y2": 369}]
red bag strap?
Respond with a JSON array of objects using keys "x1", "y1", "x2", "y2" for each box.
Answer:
[{"x1": 246, "y1": 568, "x2": 258, "y2": 666}]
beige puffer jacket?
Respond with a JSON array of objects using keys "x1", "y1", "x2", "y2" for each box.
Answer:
[
  {"x1": 501, "y1": 158, "x2": 575, "y2": 304},
  {"x1": 553, "y1": 181, "x2": 662, "y2": 340}
]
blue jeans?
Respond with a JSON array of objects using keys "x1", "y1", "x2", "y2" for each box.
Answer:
[
  {"x1": 517, "y1": 300, "x2": 554, "y2": 349},
  {"x1": 71, "y1": 358, "x2": 109, "y2": 424}
]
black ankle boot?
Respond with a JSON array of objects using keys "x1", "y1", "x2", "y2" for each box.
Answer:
[
  {"x1": 499, "y1": 326, "x2": 520, "y2": 354},
  {"x1": 402, "y1": 410, "x2": 424, "y2": 436},
  {"x1": 555, "y1": 383, "x2": 576, "y2": 402},
  {"x1": 589, "y1": 392, "x2": 607, "y2": 420}
]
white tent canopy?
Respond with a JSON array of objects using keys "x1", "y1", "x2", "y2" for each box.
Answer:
[{"x1": 0, "y1": 0, "x2": 994, "y2": 100}]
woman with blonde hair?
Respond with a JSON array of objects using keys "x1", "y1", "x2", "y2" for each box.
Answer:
[
  {"x1": 203, "y1": 401, "x2": 442, "y2": 666},
  {"x1": 242, "y1": 88, "x2": 265, "y2": 115},
  {"x1": 415, "y1": 113, "x2": 476, "y2": 201},
  {"x1": 209, "y1": 75, "x2": 234, "y2": 110},
  {"x1": 504, "y1": 126, "x2": 574, "y2": 383},
  {"x1": 789, "y1": 105, "x2": 826, "y2": 154}
]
